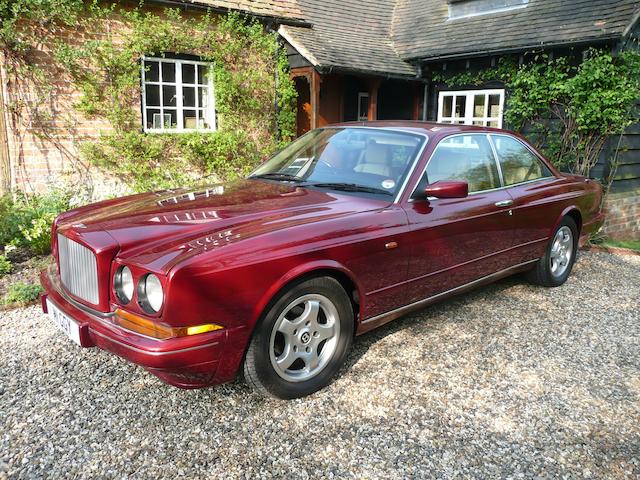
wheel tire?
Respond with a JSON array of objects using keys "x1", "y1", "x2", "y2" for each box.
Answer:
[
  {"x1": 527, "y1": 216, "x2": 579, "y2": 287},
  {"x1": 243, "y1": 276, "x2": 354, "y2": 399}
]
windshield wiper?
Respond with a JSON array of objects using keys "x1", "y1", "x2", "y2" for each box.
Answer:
[
  {"x1": 308, "y1": 182, "x2": 393, "y2": 196},
  {"x1": 249, "y1": 172, "x2": 305, "y2": 182}
]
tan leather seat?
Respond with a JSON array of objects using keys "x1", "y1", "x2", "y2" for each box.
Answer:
[
  {"x1": 354, "y1": 142, "x2": 392, "y2": 177},
  {"x1": 502, "y1": 160, "x2": 542, "y2": 185}
]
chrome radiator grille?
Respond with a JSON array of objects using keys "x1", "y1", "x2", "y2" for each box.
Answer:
[{"x1": 57, "y1": 233, "x2": 99, "y2": 305}]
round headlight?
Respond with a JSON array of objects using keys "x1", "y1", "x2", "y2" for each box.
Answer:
[
  {"x1": 139, "y1": 274, "x2": 163, "y2": 313},
  {"x1": 114, "y1": 266, "x2": 134, "y2": 304}
]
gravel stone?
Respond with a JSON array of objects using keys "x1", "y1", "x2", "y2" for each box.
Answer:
[{"x1": 1, "y1": 251, "x2": 639, "y2": 479}]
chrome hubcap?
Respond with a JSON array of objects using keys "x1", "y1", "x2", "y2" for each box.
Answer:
[
  {"x1": 550, "y1": 226, "x2": 573, "y2": 277},
  {"x1": 269, "y1": 294, "x2": 340, "y2": 383}
]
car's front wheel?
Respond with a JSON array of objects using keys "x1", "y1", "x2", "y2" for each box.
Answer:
[
  {"x1": 527, "y1": 216, "x2": 579, "y2": 287},
  {"x1": 243, "y1": 276, "x2": 354, "y2": 399}
]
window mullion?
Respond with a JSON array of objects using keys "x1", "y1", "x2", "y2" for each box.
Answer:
[
  {"x1": 141, "y1": 59, "x2": 147, "y2": 132},
  {"x1": 159, "y1": 62, "x2": 164, "y2": 132},
  {"x1": 465, "y1": 94, "x2": 473, "y2": 125},
  {"x1": 210, "y1": 70, "x2": 216, "y2": 131},
  {"x1": 483, "y1": 93, "x2": 489, "y2": 126},
  {"x1": 176, "y1": 62, "x2": 183, "y2": 131},
  {"x1": 194, "y1": 65, "x2": 200, "y2": 130}
]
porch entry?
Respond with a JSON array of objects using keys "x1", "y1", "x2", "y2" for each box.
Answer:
[
  {"x1": 343, "y1": 77, "x2": 423, "y2": 122},
  {"x1": 290, "y1": 67, "x2": 426, "y2": 137}
]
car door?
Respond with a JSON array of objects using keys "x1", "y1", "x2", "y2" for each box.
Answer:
[
  {"x1": 489, "y1": 134, "x2": 563, "y2": 264},
  {"x1": 403, "y1": 133, "x2": 515, "y2": 303}
]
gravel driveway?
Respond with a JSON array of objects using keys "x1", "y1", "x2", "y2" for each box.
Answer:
[{"x1": 1, "y1": 251, "x2": 639, "y2": 479}]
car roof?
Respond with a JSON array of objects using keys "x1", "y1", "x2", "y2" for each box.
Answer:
[{"x1": 326, "y1": 120, "x2": 514, "y2": 137}]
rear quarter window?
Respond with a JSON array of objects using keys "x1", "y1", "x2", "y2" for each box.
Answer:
[
  {"x1": 491, "y1": 135, "x2": 552, "y2": 186},
  {"x1": 424, "y1": 134, "x2": 501, "y2": 193}
]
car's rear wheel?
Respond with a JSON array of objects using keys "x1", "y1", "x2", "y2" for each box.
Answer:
[
  {"x1": 527, "y1": 216, "x2": 578, "y2": 287},
  {"x1": 243, "y1": 277, "x2": 354, "y2": 399}
]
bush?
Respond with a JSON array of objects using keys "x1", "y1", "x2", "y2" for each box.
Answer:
[
  {"x1": 0, "y1": 188, "x2": 72, "y2": 254},
  {"x1": 180, "y1": 130, "x2": 262, "y2": 181},
  {"x1": 0, "y1": 255, "x2": 11, "y2": 275},
  {"x1": 2, "y1": 282, "x2": 44, "y2": 307},
  {"x1": 20, "y1": 214, "x2": 57, "y2": 255},
  {"x1": 80, "y1": 130, "x2": 267, "y2": 193},
  {"x1": 81, "y1": 132, "x2": 195, "y2": 193},
  {"x1": 0, "y1": 194, "x2": 23, "y2": 248}
]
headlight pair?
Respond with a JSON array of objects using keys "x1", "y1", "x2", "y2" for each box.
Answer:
[{"x1": 114, "y1": 266, "x2": 164, "y2": 314}]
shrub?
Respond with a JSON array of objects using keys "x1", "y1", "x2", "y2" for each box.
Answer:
[
  {"x1": 2, "y1": 282, "x2": 44, "y2": 307},
  {"x1": 81, "y1": 132, "x2": 195, "y2": 193},
  {"x1": 20, "y1": 215, "x2": 57, "y2": 255},
  {"x1": 80, "y1": 130, "x2": 267, "y2": 193},
  {"x1": 0, "y1": 255, "x2": 11, "y2": 275},
  {"x1": 0, "y1": 194, "x2": 23, "y2": 248},
  {"x1": 0, "y1": 188, "x2": 72, "y2": 254},
  {"x1": 179, "y1": 130, "x2": 263, "y2": 181}
]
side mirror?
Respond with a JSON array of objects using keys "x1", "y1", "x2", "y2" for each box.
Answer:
[{"x1": 423, "y1": 180, "x2": 468, "y2": 199}]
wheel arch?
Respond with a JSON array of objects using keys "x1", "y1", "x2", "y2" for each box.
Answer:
[
  {"x1": 550, "y1": 206, "x2": 582, "y2": 238},
  {"x1": 249, "y1": 260, "x2": 363, "y2": 332}
]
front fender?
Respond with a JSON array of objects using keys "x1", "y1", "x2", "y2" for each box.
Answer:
[{"x1": 249, "y1": 260, "x2": 363, "y2": 329}]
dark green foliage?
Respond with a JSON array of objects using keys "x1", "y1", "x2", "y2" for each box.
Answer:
[
  {"x1": 431, "y1": 50, "x2": 640, "y2": 179},
  {"x1": 0, "y1": 255, "x2": 11, "y2": 275},
  {"x1": 2, "y1": 282, "x2": 44, "y2": 307},
  {"x1": 3, "y1": 3, "x2": 297, "y2": 193},
  {"x1": 0, "y1": 189, "x2": 72, "y2": 254},
  {"x1": 180, "y1": 130, "x2": 262, "y2": 180}
]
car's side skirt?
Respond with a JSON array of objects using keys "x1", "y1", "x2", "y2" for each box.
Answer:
[{"x1": 356, "y1": 259, "x2": 538, "y2": 335}]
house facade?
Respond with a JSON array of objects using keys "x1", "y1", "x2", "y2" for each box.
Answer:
[
  {"x1": 0, "y1": 0, "x2": 307, "y2": 195},
  {"x1": 282, "y1": 0, "x2": 640, "y2": 239},
  {"x1": 1, "y1": 0, "x2": 638, "y2": 239}
]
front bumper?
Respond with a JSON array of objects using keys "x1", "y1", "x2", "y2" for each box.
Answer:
[{"x1": 40, "y1": 267, "x2": 247, "y2": 388}]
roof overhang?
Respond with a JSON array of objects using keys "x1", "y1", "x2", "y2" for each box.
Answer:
[
  {"x1": 315, "y1": 64, "x2": 422, "y2": 81},
  {"x1": 411, "y1": 36, "x2": 623, "y2": 63},
  {"x1": 278, "y1": 25, "x2": 320, "y2": 66},
  {"x1": 279, "y1": 26, "x2": 421, "y2": 80},
  {"x1": 148, "y1": 0, "x2": 312, "y2": 27}
]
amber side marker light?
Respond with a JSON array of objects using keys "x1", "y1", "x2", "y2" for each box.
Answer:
[{"x1": 114, "y1": 309, "x2": 223, "y2": 339}]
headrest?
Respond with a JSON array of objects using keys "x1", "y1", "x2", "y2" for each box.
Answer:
[{"x1": 364, "y1": 142, "x2": 389, "y2": 165}]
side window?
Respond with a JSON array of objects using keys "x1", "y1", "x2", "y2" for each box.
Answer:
[
  {"x1": 425, "y1": 135, "x2": 501, "y2": 193},
  {"x1": 491, "y1": 135, "x2": 552, "y2": 186}
]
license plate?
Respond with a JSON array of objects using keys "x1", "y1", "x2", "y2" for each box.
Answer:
[{"x1": 47, "y1": 299, "x2": 82, "y2": 346}]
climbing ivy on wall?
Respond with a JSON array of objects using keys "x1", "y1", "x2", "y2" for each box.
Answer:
[
  {"x1": 431, "y1": 50, "x2": 640, "y2": 186},
  {"x1": 1, "y1": 0, "x2": 297, "y2": 193}
]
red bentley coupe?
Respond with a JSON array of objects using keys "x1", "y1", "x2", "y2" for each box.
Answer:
[{"x1": 41, "y1": 122, "x2": 604, "y2": 399}]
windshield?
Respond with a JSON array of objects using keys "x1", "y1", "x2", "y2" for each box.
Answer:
[{"x1": 250, "y1": 127, "x2": 426, "y2": 197}]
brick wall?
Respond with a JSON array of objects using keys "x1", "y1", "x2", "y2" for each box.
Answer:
[
  {"x1": 602, "y1": 192, "x2": 640, "y2": 240},
  {"x1": 0, "y1": 13, "x2": 129, "y2": 195},
  {"x1": 0, "y1": 4, "x2": 202, "y2": 197}
]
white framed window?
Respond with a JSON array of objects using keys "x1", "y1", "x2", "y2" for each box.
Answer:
[
  {"x1": 141, "y1": 56, "x2": 216, "y2": 133},
  {"x1": 437, "y1": 89, "x2": 504, "y2": 128},
  {"x1": 357, "y1": 92, "x2": 369, "y2": 121}
]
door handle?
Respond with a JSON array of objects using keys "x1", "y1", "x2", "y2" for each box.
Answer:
[{"x1": 495, "y1": 199, "x2": 513, "y2": 207}]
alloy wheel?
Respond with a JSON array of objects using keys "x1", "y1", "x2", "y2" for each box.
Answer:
[
  {"x1": 550, "y1": 226, "x2": 573, "y2": 278},
  {"x1": 269, "y1": 294, "x2": 340, "y2": 382}
]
